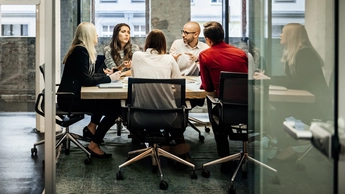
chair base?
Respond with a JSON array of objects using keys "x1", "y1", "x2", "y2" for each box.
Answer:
[
  {"x1": 116, "y1": 143, "x2": 197, "y2": 190},
  {"x1": 188, "y1": 116, "x2": 211, "y2": 142},
  {"x1": 201, "y1": 141, "x2": 280, "y2": 194},
  {"x1": 31, "y1": 127, "x2": 92, "y2": 165}
]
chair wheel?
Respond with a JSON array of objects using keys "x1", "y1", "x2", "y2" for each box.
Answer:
[
  {"x1": 191, "y1": 170, "x2": 197, "y2": 179},
  {"x1": 199, "y1": 135, "x2": 205, "y2": 142},
  {"x1": 116, "y1": 171, "x2": 124, "y2": 180},
  {"x1": 205, "y1": 127, "x2": 210, "y2": 133},
  {"x1": 159, "y1": 180, "x2": 168, "y2": 190},
  {"x1": 201, "y1": 169, "x2": 210, "y2": 178},
  {"x1": 84, "y1": 158, "x2": 92, "y2": 165},
  {"x1": 272, "y1": 175, "x2": 280, "y2": 184},
  {"x1": 228, "y1": 184, "x2": 236, "y2": 194},
  {"x1": 31, "y1": 147, "x2": 37, "y2": 156}
]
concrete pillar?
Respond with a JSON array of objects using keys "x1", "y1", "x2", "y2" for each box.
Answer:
[
  {"x1": 149, "y1": 0, "x2": 190, "y2": 50},
  {"x1": 305, "y1": 0, "x2": 334, "y2": 86}
]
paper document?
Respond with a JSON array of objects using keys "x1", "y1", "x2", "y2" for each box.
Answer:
[
  {"x1": 186, "y1": 79, "x2": 201, "y2": 91},
  {"x1": 269, "y1": 85, "x2": 287, "y2": 91},
  {"x1": 98, "y1": 81, "x2": 123, "y2": 88}
]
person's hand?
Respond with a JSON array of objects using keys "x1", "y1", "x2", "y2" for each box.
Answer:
[
  {"x1": 172, "y1": 53, "x2": 182, "y2": 61},
  {"x1": 185, "y1": 52, "x2": 198, "y2": 62},
  {"x1": 118, "y1": 60, "x2": 131, "y2": 71},
  {"x1": 123, "y1": 60, "x2": 131, "y2": 68},
  {"x1": 109, "y1": 71, "x2": 121, "y2": 81},
  {"x1": 103, "y1": 68, "x2": 113, "y2": 75},
  {"x1": 253, "y1": 70, "x2": 269, "y2": 79},
  {"x1": 121, "y1": 70, "x2": 131, "y2": 77}
]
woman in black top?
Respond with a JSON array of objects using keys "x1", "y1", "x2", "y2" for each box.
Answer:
[
  {"x1": 268, "y1": 23, "x2": 332, "y2": 161},
  {"x1": 57, "y1": 22, "x2": 122, "y2": 158}
]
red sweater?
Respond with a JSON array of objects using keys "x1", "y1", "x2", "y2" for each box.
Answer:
[{"x1": 199, "y1": 41, "x2": 248, "y2": 95}]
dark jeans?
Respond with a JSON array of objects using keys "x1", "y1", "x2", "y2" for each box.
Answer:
[
  {"x1": 58, "y1": 98, "x2": 121, "y2": 144},
  {"x1": 211, "y1": 106, "x2": 230, "y2": 157}
]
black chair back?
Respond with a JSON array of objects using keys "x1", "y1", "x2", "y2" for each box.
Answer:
[
  {"x1": 218, "y1": 71, "x2": 249, "y2": 141},
  {"x1": 126, "y1": 78, "x2": 187, "y2": 131},
  {"x1": 95, "y1": 55, "x2": 106, "y2": 73}
]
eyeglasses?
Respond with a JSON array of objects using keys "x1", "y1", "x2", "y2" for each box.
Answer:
[{"x1": 181, "y1": 30, "x2": 196, "y2": 35}]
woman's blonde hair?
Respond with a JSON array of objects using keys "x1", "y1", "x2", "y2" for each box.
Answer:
[
  {"x1": 281, "y1": 23, "x2": 320, "y2": 75},
  {"x1": 63, "y1": 22, "x2": 97, "y2": 64}
]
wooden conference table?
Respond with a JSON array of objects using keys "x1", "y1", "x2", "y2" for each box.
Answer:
[
  {"x1": 81, "y1": 76, "x2": 315, "y2": 103},
  {"x1": 81, "y1": 76, "x2": 207, "y2": 100}
]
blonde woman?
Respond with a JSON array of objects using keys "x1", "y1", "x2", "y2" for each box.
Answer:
[
  {"x1": 57, "y1": 22, "x2": 121, "y2": 158},
  {"x1": 268, "y1": 23, "x2": 332, "y2": 162}
]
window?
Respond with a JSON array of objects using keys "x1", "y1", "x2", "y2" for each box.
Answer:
[
  {"x1": 272, "y1": 25, "x2": 284, "y2": 38},
  {"x1": 101, "y1": 25, "x2": 115, "y2": 37},
  {"x1": 211, "y1": 0, "x2": 222, "y2": 3},
  {"x1": 132, "y1": 24, "x2": 146, "y2": 37},
  {"x1": 100, "y1": 0, "x2": 117, "y2": 3},
  {"x1": 275, "y1": 0, "x2": 296, "y2": 2},
  {"x1": 95, "y1": 1, "x2": 145, "y2": 37},
  {"x1": 1, "y1": 24, "x2": 28, "y2": 36}
]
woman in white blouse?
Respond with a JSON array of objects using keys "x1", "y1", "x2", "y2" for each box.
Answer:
[{"x1": 131, "y1": 29, "x2": 190, "y2": 158}]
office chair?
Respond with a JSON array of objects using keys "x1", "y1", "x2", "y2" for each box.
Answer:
[
  {"x1": 116, "y1": 78, "x2": 197, "y2": 190},
  {"x1": 96, "y1": 54, "x2": 124, "y2": 136},
  {"x1": 188, "y1": 108, "x2": 210, "y2": 142},
  {"x1": 201, "y1": 72, "x2": 279, "y2": 194},
  {"x1": 31, "y1": 64, "x2": 92, "y2": 165}
]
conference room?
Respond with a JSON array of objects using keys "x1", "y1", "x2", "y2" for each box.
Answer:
[{"x1": 0, "y1": 0, "x2": 344, "y2": 193}]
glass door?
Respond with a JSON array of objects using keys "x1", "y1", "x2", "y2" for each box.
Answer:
[{"x1": 247, "y1": 0, "x2": 337, "y2": 193}]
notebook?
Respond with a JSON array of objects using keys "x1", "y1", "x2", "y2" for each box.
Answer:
[
  {"x1": 269, "y1": 85, "x2": 287, "y2": 91},
  {"x1": 98, "y1": 81, "x2": 123, "y2": 88}
]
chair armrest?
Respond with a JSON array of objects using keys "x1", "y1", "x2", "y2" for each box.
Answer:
[
  {"x1": 185, "y1": 100, "x2": 192, "y2": 110},
  {"x1": 56, "y1": 92, "x2": 76, "y2": 116},
  {"x1": 206, "y1": 95, "x2": 219, "y2": 105},
  {"x1": 206, "y1": 95, "x2": 221, "y2": 124},
  {"x1": 35, "y1": 92, "x2": 45, "y2": 117},
  {"x1": 121, "y1": 99, "x2": 127, "y2": 108}
]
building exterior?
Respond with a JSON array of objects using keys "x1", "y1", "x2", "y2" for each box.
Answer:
[{"x1": 0, "y1": 0, "x2": 305, "y2": 38}]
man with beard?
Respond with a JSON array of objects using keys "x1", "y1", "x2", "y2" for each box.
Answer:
[{"x1": 169, "y1": 21, "x2": 209, "y2": 76}]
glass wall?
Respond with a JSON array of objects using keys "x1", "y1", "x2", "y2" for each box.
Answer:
[{"x1": 249, "y1": 0, "x2": 335, "y2": 193}]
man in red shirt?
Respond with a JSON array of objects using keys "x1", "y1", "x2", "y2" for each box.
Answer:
[{"x1": 199, "y1": 21, "x2": 248, "y2": 173}]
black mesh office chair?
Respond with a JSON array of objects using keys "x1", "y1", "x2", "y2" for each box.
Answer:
[
  {"x1": 31, "y1": 64, "x2": 92, "y2": 165},
  {"x1": 116, "y1": 78, "x2": 197, "y2": 190},
  {"x1": 201, "y1": 72, "x2": 279, "y2": 194},
  {"x1": 188, "y1": 107, "x2": 210, "y2": 142}
]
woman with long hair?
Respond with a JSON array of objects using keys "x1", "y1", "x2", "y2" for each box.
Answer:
[
  {"x1": 58, "y1": 22, "x2": 122, "y2": 158},
  {"x1": 268, "y1": 23, "x2": 332, "y2": 161},
  {"x1": 103, "y1": 23, "x2": 139, "y2": 77}
]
